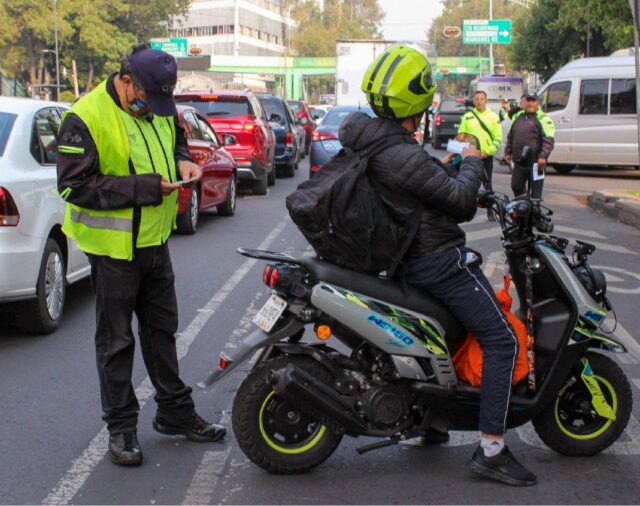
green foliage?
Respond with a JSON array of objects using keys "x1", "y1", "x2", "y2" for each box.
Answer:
[
  {"x1": 288, "y1": 0, "x2": 384, "y2": 57},
  {"x1": 0, "y1": 0, "x2": 191, "y2": 94},
  {"x1": 509, "y1": 0, "x2": 634, "y2": 82}
]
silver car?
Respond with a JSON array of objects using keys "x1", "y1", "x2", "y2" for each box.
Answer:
[{"x1": 0, "y1": 97, "x2": 90, "y2": 334}]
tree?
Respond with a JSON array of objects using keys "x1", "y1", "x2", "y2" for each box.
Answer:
[
  {"x1": 287, "y1": 0, "x2": 384, "y2": 57},
  {"x1": 509, "y1": 0, "x2": 634, "y2": 82}
]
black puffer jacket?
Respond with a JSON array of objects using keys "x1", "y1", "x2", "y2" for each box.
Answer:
[{"x1": 339, "y1": 112, "x2": 483, "y2": 258}]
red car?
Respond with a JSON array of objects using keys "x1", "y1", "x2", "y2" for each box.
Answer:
[
  {"x1": 176, "y1": 105, "x2": 238, "y2": 234},
  {"x1": 175, "y1": 90, "x2": 276, "y2": 196},
  {"x1": 287, "y1": 100, "x2": 316, "y2": 156}
]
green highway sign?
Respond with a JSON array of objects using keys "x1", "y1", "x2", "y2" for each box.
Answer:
[
  {"x1": 463, "y1": 19, "x2": 512, "y2": 44},
  {"x1": 150, "y1": 38, "x2": 188, "y2": 58}
]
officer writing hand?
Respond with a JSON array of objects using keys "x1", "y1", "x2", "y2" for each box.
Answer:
[{"x1": 178, "y1": 160, "x2": 203, "y2": 183}]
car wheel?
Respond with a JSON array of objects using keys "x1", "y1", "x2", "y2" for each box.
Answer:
[
  {"x1": 267, "y1": 164, "x2": 276, "y2": 186},
  {"x1": 217, "y1": 177, "x2": 237, "y2": 216},
  {"x1": 254, "y1": 171, "x2": 268, "y2": 195},
  {"x1": 16, "y1": 238, "x2": 66, "y2": 334},
  {"x1": 553, "y1": 164, "x2": 576, "y2": 175},
  {"x1": 176, "y1": 187, "x2": 199, "y2": 235}
]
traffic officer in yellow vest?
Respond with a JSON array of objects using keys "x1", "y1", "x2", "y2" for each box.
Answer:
[
  {"x1": 56, "y1": 44, "x2": 226, "y2": 467},
  {"x1": 505, "y1": 93, "x2": 555, "y2": 199},
  {"x1": 458, "y1": 91, "x2": 502, "y2": 220}
]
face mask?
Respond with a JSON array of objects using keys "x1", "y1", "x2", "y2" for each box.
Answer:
[{"x1": 126, "y1": 84, "x2": 152, "y2": 119}]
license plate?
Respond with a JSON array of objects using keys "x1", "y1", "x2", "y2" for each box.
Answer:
[{"x1": 253, "y1": 294, "x2": 287, "y2": 332}]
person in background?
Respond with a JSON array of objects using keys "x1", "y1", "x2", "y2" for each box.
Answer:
[
  {"x1": 458, "y1": 91, "x2": 502, "y2": 221},
  {"x1": 499, "y1": 98, "x2": 511, "y2": 122},
  {"x1": 505, "y1": 92, "x2": 555, "y2": 199}
]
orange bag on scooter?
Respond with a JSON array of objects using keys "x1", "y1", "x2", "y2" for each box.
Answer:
[{"x1": 452, "y1": 276, "x2": 529, "y2": 386}]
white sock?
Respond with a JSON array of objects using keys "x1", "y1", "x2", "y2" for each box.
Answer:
[{"x1": 481, "y1": 437, "x2": 505, "y2": 457}]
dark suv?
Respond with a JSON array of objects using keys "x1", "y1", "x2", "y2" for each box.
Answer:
[
  {"x1": 431, "y1": 97, "x2": 471, "y2": 150},
  {"x1": 257, "y1": 94, "x2": 301, "y2": 178},
  {"x1": 175, "y1": 89, "x2": 276, "y2": 195}
]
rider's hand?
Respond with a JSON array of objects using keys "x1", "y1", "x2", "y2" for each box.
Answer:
[
  {"x1": 537, "y1": 157, "x2": 547, "y2": 169},
  {"x1": 462, "y1": 145, "x2": 481, "y2": 159},
  {"x1": 160, "y1": 178, "x2": 180, "y2": 195},
  {"x1": 440, "y1": 153, "x2": 455, "y2": 164}
]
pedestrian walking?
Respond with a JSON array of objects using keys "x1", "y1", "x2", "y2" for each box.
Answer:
[
  {"x1": 458, "y1": 91, "x2": 502, "y2": 220},
  {"x1": 56, "y1": 44, "x2": 226, "y2": 467},
  {"x1": 505, "y1": 93, "x2": 556, "y2": 199}
]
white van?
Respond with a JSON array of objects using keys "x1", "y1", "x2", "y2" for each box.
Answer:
[{"x1": 537, "y1": 56, "x2": 638, "y2": 173}]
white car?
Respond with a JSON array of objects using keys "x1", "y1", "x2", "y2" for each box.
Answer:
[{"x1": 0, "y1": 97, "x2": 90, "y2": 334}]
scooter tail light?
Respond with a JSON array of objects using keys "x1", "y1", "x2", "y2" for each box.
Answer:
[
  {"x1": 269, "y1": 268, "x2": 279, "y2": 289},
  {"x1": 263, "y1": 265, "x2": 273, "y2": 285}
]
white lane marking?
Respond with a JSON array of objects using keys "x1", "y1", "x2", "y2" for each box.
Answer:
[
  {"x1": 182, "y1": 413, "x2": 233, "y2": 505},
  {"x1": 554, "y1": 226, "x2": 606, "y2": 239},
  {"x1": 482, "y1": 250, "x2": 506, "y2": 279},
  {"x1": 43, "y1": 213, "x2": 290, "y2": 506},
  {"x1": 592, "y1": 266, "x2": 640, "y2": 295},
  {"x1": 517, "y1": 414, "x2": 640, "y2": 455}
]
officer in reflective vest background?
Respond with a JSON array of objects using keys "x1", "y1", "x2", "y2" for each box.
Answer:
[{"x1": 56, "y1": 44, "x2": 226, "y2": 467}]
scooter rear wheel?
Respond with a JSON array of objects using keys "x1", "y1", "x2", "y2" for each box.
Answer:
[
  {"x1": 232, "y1": 355, "x2": 343, "y2": 474},
  {"x1": 532, "y1": 352, "x2": 632, "y2": 456}
]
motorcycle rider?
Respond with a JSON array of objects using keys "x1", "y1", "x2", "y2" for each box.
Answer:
[{"x1": 341, "y1": 44, "x2": 537, "y2": 486}]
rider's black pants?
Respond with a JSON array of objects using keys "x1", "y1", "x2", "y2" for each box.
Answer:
[
  {"x1": 88, "y1": 243, "x2": 195, "y2": 434},
  {"x1": 405, "y1": 246, "x2": 518, "y2": 436}
]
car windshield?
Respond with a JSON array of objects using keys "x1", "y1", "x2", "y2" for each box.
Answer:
[
  {"x1": 0, "y1": 112, "x2": 17, "y2": 158},
  {"x1": 260, "y1": 99, "x2": 287, "y2": 125},
  {"x1": 439, "y1": 99, "x2": 468, "y2": 113},
  {"x1": 322, "y1": 108, "x2": 370, "y2": 127},
  {"x1": 176, "y1": 97, "x2": 251, "y2": 117}
]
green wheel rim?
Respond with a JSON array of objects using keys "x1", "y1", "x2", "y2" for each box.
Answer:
[
  {"x1": 258, "y1": 390, "x2": 327, "y2": 454},
  {"x1": 555, "y1": 375, "x2": 617, "y2": 440}
]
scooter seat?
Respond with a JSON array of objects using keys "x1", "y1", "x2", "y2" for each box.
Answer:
[{"x1": 298, "y1": 256, "x2": 466, "y2": 351}]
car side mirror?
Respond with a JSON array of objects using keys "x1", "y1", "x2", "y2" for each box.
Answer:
[{"x1": 224, "y1": 135, "x2": 236, "y2": 146}]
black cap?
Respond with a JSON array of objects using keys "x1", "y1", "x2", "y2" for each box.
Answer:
[
  {"x1": 524, "y1": 92, "x2": 539, "y2": 100},
  {"x1": 129, "y1": 48, "x2": 178, "y2": 116}
]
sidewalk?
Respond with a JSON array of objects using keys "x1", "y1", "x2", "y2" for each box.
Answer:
[{"x1": 587, "y1": 190, "x2": 640, "y2": 230}]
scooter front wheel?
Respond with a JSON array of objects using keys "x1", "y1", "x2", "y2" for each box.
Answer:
[
  {"x1": 232, "y1": 355, "x2": 343, "y2": 474},
  {"x1": 532, "y1": 351, "x2": 632, "y2": 456}
]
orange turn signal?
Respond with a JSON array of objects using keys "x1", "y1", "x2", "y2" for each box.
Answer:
[{"x1": 315, "y1": 324, "x2": 331, "y2": 341}]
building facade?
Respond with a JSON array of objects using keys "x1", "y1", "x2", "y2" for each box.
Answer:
[{"x1": 168, "y1": 0, "x2": 296, "y2": 57}]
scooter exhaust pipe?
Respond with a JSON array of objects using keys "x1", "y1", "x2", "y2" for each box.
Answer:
[{"x1": 269, "y1": 363, "x2": 367, "y2": 432}]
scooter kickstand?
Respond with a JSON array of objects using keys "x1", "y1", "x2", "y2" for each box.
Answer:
[{"x1": 356, "y1": 435, "x2": 402, "y2": 455}]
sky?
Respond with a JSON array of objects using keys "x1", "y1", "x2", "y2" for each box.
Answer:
[{"x1": 378, "y1": 0, "x2": 443, "y2": 41}]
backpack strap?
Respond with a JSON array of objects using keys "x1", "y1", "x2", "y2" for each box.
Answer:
[
  {"x1": 470, "y1": 110, "x2": 494, "y2": 142},
  {"x1": 387, "y1": 207, "x2": 421, "y2": 279}
]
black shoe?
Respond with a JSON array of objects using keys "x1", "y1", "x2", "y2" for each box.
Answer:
[
  {"x1": 153, "y1": 412, "x2": 226, "y2": 442},
  {"x1": 109, "y1": 431, "x2": 143, "y2": 466},
  {"x1": 467, "y1": 446, "x2": 537, "y2": 487}
]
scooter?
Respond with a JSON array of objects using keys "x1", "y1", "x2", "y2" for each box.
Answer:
[{"x1": 199, "y1": 190, "x2": 633, "y2": 474}]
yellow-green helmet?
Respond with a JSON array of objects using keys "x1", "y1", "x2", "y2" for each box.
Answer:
[{"x1": 361, "y1": 45, "x2": 436, "y2": 120}]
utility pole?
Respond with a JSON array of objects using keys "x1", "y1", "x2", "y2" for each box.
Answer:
[
  {"x1": 54, "y1": 0, "x2": 60, "y2": 100},
  {"x1": 630, "y1": 0, "x2": 640, "y2": 169},
  {"x1": 489, "y1": 0, "x2": 494, "y2": 75}
]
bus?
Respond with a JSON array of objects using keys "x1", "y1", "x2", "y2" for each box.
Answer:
[{"x1": 469, "y1": 75, "x2": 524, "y2": 112}]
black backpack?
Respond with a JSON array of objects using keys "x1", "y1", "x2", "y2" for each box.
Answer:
[{"x1": 285, "y1": 135, "x2": 421, "y2": 277}]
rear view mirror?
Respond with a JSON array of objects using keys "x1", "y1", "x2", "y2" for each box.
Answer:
[
  {"x1": 299, "y1": 117, "x2": 308, "y2": 125},
  {"x1": 312, "y1": 113, "x2": 320, "y2": 120},
  {"x1": 269, "y1": 113, "x2": 282, "y2": 123}
]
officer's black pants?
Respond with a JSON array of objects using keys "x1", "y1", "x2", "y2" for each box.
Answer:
[
  {"x1": 405, "y1": 247, "x2": 518, "y2": 436},
  {"x1": 511, "y1": 162, "x2": 544, "y2": 199},
  {"x1": 88, "y1": 243, "x2": 195, "y2": 434}
]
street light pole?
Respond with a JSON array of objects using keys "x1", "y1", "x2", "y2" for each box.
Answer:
[
  {"x1": 489, "y1": 0, "x2": 494, "y2": 75},
  {"x1": 53, "y1": 0, "x2": 60, "y2": 101}
]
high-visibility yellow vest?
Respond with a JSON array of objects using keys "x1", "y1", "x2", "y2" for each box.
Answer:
[
  {"x1": 61, "y1": 80, "x2": 178, "y2": 260},
  {"x1": 458, "y1": 107, "x2": 503, "y2": 157}
]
